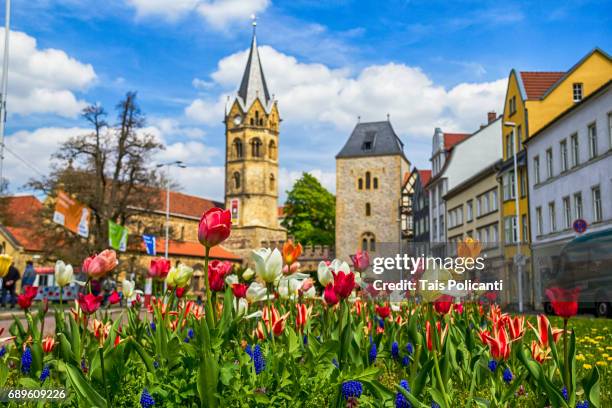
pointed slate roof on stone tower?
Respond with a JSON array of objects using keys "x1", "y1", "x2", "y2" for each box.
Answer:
[
  {"x1": 336, "y1": 121, "x2": 406, "y2": 159},
  {"x1": 237, "y1": 22, "x2": 272, "y2": 111}
]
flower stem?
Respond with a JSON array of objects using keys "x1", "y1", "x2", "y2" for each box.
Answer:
[
  {"x1": 99, "y1": 347, "x2": 110, "y2": 404},
  {"x1": 563, "y1": 318, "x2": 569, "y2": 390},
  {"x1": 203, "y1": 246, "x2": 215, "y2": 329}
]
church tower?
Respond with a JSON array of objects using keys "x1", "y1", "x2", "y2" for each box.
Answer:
[{"x1": 224, "y1": 22, "x2": 286, "y2": 257}]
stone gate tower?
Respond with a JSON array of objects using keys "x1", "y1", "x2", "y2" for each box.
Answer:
[{"x1": 223, "y1": 23, "x2": 286, "y2": 258}]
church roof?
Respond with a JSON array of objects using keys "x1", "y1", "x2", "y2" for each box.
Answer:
[
  {"x1": 237, "y1": 27, "x2": 272, "y2": 112},
  {"x1": 336, "y1": 121, "x2": 405, "y2": 159}
]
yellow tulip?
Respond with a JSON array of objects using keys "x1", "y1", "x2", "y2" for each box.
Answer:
[{"x1": 0, "y1": 254, "x2": 12, "y2": 278}]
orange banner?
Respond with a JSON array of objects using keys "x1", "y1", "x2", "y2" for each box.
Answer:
[{"x1": 52, "y1": 191, "x2": 91, "y2": 238}]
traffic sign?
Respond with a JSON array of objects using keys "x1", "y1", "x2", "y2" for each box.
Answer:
[{"x1": 573, "y1": 219, "x2": 588, "y2": 234}]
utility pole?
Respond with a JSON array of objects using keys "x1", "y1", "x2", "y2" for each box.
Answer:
[
  {"x1": 156, "y1": 161, "x2": 186, "y2": 259},
  {"x1": 0, "y1": 0, "x2": 11, "y2": 194}
]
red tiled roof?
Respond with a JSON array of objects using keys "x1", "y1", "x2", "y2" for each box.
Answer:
[
  {"x1": 519, "y1": 72, "x2": 565, "y2": 100},
  {"x1": 0, "y1": 195, "x2": 43, "y2": 226},
  {"x1": 418, "y1": 170, "x2": 432, "y2": 187},
  {"x1": 4, "y1": 226, "x2": 45, "y2": 252},
  {"x1": 443, "y1": 133, "x2": 470, "y2": 150},
  {"x1": 138, "y1": 238, "x2": 241, "y2": 260},
  {"x1": 152, "y1": 190, "x2": 221, "y2": 219},
  {"x1": 277, "y1": 206, "x2": 286, "y2": 217}
]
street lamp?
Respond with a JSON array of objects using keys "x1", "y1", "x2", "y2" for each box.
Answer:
[
  {"x1": 156, "y1": 161, "x2": 187, "y2": 259},
  {"x1": 503, "y1": 121, "x2": 524, "y2": 312}
]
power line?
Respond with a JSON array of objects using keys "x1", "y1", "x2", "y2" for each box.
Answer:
[{"x1": 3, "y1": 144, "x2": 45, "y2": 177}]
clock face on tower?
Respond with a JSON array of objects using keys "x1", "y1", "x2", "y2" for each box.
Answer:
[{"x1": 233, "y1": 115, "x2": 242, "y2": 126}]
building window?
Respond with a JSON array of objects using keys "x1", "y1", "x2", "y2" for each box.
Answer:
[
  {"x1": 520, "y1": 170, "x2": 527, "y2": 198},
  {"x1": 570, "y1": 133, "x2": 579, "y2": 167},
  {"x1": 517, "y1": 125, "x2": 523, "y2": 151},
  {"x1": 361, "y1": 232, "x2": 376, "y2": 252},
  {"x1": 533, "y1": 156, "x2": 540, "y2": 184},
  {"x1": 522, "y1": 214, "x2": 528, "y2": 242},
  {"x1": 505, "y1": 132, "x2": 514, "y2": 157},
  {"x1": 492, "y1": 224, "x2": 499, "y2": 243},
  {"x1": 358, "y1": 178, "x2": 363, "y2": 190},
  {"x1": 251, "y1": 138, "x2": 262, "y2": 157},
  {"x1": 504, "y1": 216, "x2": 517, "y2": 244},
  {"x1": 491, "y1": 190, "x2": 498, "y2": 211},
  {"x1": 574, "y1": 192, "x2": 583, "y2": 219},
  {"x1": 365, "y1": 202, "x2": 371, "y2": 216},
  {"x1": 269, "y1": 174, "x2": 275, "y2": 190},
  {"x1": 233, "y1": 171, "x2": 241, "y2": 189},
  {"x1": 439, "y1": 215, "x2": 444, "y2": 239},
  {"x1": 588, "y1": 123, "x2": 597, "y2": 159},
  {"x1": 466, "y1": 200, "x2": 473, "y2": 221},
  {"x1": 546, "y1": 148, "x2": 553, "y2": 179},
  {"x1": 509, "y1": 95, "x2": 516, "y2": 115},
  {"x1": 592, "y1": 186, "x2": 602, "y2": 222},
  {"x1": 476, "y1": 198, "x2": 481, "y2": 217},
  {"x1": 233, "y1": 138, "x2": 243, "y2": 158},
  {"x1": 536, "y1": 207, "x2": 543, "y2": 236},
  {"x1": 503, "y1": 172, "x2": 516, "y2": 201},
  {"x1": 548, "y1": 201, "x2": 556, "y2": 232},
  {"x1": 560, "y1": 139, "x2": 568, "y2": 172},
  {"x1": 573, "y1": 83, "x2": 583, "y2": 102},
  {"x1": 373, "y1": 177, "x2": 378, "y2": 189},
  {"x1": 268, "y1": 140, "x2": 277, "y2": 160},
  {"x1": 365, "y1": 172, "x2": 371, "y2": 189},
  {"x1": 562, "y1": 196, "x2": 571, "y2": 229}
]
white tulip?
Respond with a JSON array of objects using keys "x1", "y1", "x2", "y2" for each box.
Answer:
[
  {"x1": 330, "y1": 259, "x2": 351, "y2": 274},
  {"x1": 252, "y1": 248, "x2": 282, "y2": 284},
  {"x1": 54, "y1": 260, "x2": 74, "y2": 287},
  {"x1": 234, "y1": 297, "x2": 248, "y2": 316},
  {"x1": 246, "y1": 281, "x2": 268, "y2": 303},
  {"x1": 225, "y1": 274, "x2": 239, "y2": 286},
  {"x1": 122, "y1": 279, "x2": 143, "y2": 302},
  {"x1": 242, "y1": 267, "x2": 255, "y2": 281},
  {"x1": 167, "y1": 264, "x2": 194, "y2": 288},
  {"x1": 317, "y1": 261, "x2": 334, "y2": 287},
  {"x1": 303, "y1": 285, "x2": 317, "y2": 299}
]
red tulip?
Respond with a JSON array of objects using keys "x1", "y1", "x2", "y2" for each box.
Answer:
[
  {"x1": 485, "y1": 291, "x2": 497, "y2": 302},
  {"x1": 529, "y1": 314, "x2": 564, "y2": 348},
  {"x1": 198, "y1": 207, "x2": 231, "y2": 248},
  {"x1": 208, "y1": 260, "x2": 232, "y2": 292},
  {"x1": 426, "y1": 320, "x2": 448, "y2": 352},
  {"x1": 78, "y1": 293, "x2": 103, "y2": 315},
  {"x1": 332, "y1": 270, "x2": 355, "y2": 299},
  {"x1": 108, "y1": 291, "x2": 121, "y2": 305},
  {"x1": 232, "y1": 283, "x2": 248, "y2": 298},
  {"x1": 295, "y1": 303, "x2": 311, "y2": 333},
  {"x1": 545, "y1": 287, "x2": 580, "y2": 319},
  {"x1": 426, "y1": 321, "x2": 433, "y2": 351},
  {"x1": 324, "y1": 284, "x2": 339, "y2": 306},
  {"x1": 255, "y1": 322, "x2": 265, "y2": 340},
  {"x1": 483, "y1": 326, "x2": 511, "y2": 360},
  {"x1": 148, "y1": 258, "x2": 171, "y2": 280},
  {"x1": 454, "y1": 303, "x2": 464, "y2": 314},
  {"x1": 176, "y1": 287, "x2": 186, "y2": 298},
  {"x1": 83, "y1": 250, "x2": 118, "y2": 279},
  {"x1": 434, "y1": 294, "x2": 453, "y2": 315},
  {"x1": 350, "y1": 250, "x2": 370, "y2": 272},
  {"x1": 42, "y1": 336, "x2": 56, "y2": 353},
  {"x1": 506, "y1": 315, "x2": 526, "y2": 340},
  {"x1": 375, "y1": 304, "x2": 391, "y2": 319},
  {"x1": 17, "y1": 286, "x2": 38, "y2": 310}
]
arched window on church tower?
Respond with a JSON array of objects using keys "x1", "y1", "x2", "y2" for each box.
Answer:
[
  {"x1": 268, "y1": 140, "x2": 276, "y2": 160},
  {"x1": 251, "y1": 138, "x2": 262, "y2": 157},
  {"x1": 361, "y1": 232, "x2": 376, "y2": 252},
  {"x1": 255, "y1": 111, "x2": 260, "y2": 126},
  {"x1": 365, "y1": 202, "x2": 371, "y2": 216},
  {"x1": 365, "y1": 171, "x2": 371, "y2": 189},
  {"x1": 269, "y1": 173, "x2": 275, "y2": 190},
  {"x1": 233, "y1": 171, "x2": 241, "y2": 189},
  {"x1": 358, "y1": 178, "x2": 363, "y2": 190},
  {"x1": 373, "y1": 177, "x2": 378, "y2": 189},
  {"x1": 233, "y1": 138, "x2": 243, "y2": 158}
]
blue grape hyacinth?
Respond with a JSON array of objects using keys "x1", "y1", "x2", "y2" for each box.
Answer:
[
  {"x1": 431, "y1": 403, "x2": 441, "y2": 408},
  {"x1": 391, "y1": 341, "x2": 399, "y2": 359},
  {"x1": 341, "y1": 380, "x2": 363, "y2": 400},
  {"x1": 0, "y1": 346, "x2": 6, "y2": 357},
  {"x1": 140, "y1": 388, "x2": 155, "y2": 408},
  {"x1": 488, "y1": 359, "x2": 498, "y2": 372},
  {"x1": 40, "y1": 365, "x2": 50, "y2": 382},
  {"x1": 187, "y1": 328, "x2": 194, "y2": 339},
  {"x1": 576, "y1": 401, "x2": 590, "y2": 408},
  {"x1": 395, "y1": 379, "x2": 412, "y2": 408},
  {"x1": 562, "y1": 387, "x2": 569, "y2": 401},
  {"x1": 402, "y1": 356, "x2": 410, "y2": 367},
  {"x1": 503, "y1": 367, "x2": 513, "y2": 384},
  {"x1": 406, "y1": 343, "x2": 414, "y2": 355},
  {"x1": 369, "y1": 341, "x2": 378, "y2": 363},
  {"x1": 252, "y1": 344, "x2": 266, "y2": 375},
  {"x1": 21, "y1": 347, "x2": 32, "y2": 374}
]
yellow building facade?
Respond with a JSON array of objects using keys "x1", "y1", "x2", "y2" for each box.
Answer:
[{"x1": 499, "y1": 48, "x2": 612, "y2": 307}]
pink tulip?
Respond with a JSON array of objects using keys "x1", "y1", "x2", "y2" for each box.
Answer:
[
  {"x1": 198, "y1": 208, "x2": 231, "y2": 248},
  {"x1": 148, "y1": 258, "x2": 171, "y2": 280},
  {"x1": 83, "y1": 250, "x2": 118, "y2": 279},
  {"x1": 350, "y1": 250, "x2": 370, "y2": 272}
]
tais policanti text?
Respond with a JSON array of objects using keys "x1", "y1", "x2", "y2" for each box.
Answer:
[{"x1": 372, "y1": 279, "x2": 504, "y2": 292}]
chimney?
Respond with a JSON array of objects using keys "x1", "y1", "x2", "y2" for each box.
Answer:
[{"x1": 487, "y1": 111, "x2": 497, "y2": 123}]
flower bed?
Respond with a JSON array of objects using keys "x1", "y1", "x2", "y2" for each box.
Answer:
[{"x1": 0, "y1": 208, "x2": 606, "y2": 407}]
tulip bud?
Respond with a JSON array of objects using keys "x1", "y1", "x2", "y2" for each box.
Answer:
[{"x1": 55, "y1": 260, "x2": 74, "y2": 287}]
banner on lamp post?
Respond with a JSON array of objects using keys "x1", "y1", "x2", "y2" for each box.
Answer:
[
  {"x1": 108, "y1": 220, "x2": 128, "y2": 252},
  {"x1": 142, "y1": 234, "x2": 156, "y2": 256}
]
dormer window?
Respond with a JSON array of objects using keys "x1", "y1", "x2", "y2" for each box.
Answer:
[
  {"x1": 362, "y1": 131, "x2": 376, "y2": 151},
  {"x1": 573, "y1": 83, "x2": 583, "y2": 102}
]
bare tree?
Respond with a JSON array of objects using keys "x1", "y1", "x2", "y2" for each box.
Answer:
[{"x1": 29, "y1": 92, "x2": 166, "y2": 263}]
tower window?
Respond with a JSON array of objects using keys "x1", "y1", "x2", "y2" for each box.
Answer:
[
  {"x1": 233, "y1": 138, "x2": 243, "y2": 158},
  {"x1": 268, "y1": 140, "x2": 276, "y2": 160},
  {"x1": 361, "y1": 232, "x2": 376, "y2": 252},
  {"x1": 373, "y1": 177, "x2": 378, "y2": 189},
  {"x1": 251, "y1": 138, "x2": 262, "y2": 157},
  {"x1": 233, "y1": 171, "x2": 241, "y2": 189},
  {"x1": 365, "y1": 171, "x2": 371, "y2": 189},
  {"x1": 269, "y1": 173, "x2": 275, "y2": 190},
  {"x1": 255, "y1": 111, "x2": 260, "y2": 126},
  {"x1": 362, "y1": 131, "x2": 376, "y2": 151},
  {"x1": 365, "y1": 202, "x2": 371, "y2": 216},
  {"x1": 358, "y1": 178, "x2": 363, "y2": 190}
]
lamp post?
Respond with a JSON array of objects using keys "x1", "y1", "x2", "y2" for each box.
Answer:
[
  {"x1": 503, "y1": 121, "x2": 524, "y2": 312},
  {"x1": 0, "y1": 0, "x2": 11, "y2": 194},
  {"x1": 156, "y1": 161, "x2": 186, "y2": 259}
]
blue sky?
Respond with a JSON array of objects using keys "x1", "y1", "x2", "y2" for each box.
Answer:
[{"x1": 3, "y1": 0, "x2": 610, "y2": 201}]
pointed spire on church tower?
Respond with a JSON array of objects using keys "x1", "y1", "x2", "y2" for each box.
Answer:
[{"x1": 237, "y1": 15, "x2": 271, "y2": 110}]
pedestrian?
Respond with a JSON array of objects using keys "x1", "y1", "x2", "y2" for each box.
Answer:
[
  {"x1": 1, "y1": 263, "x2": 21, "y2": 308},
  {"x1": 22, "y1": 261, "x2": 36, "y2": 287}
]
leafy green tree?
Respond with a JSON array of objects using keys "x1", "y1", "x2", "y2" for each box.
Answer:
[{"x1": 282, "y1": 172, "x2": 335, "y2": 246}]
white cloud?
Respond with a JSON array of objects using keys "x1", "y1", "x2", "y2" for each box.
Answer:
[
  {"x1": 188, "y1": 45, "x2": 507, "y2": 137},
  {"x1": 126, "y1": 0, "x2": 269, "y2": 29},
  {"x1": 1, "y1": 29, "x2": 96, "y2": 117}
]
